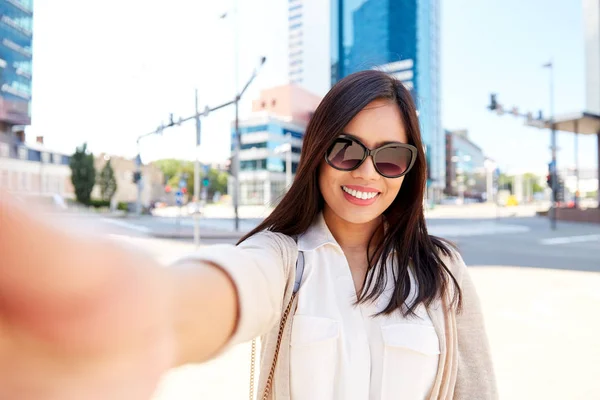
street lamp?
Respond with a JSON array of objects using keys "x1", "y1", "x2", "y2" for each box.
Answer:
[{"x1": 232, "y1": 56, "x2": 267, "y2": 231}]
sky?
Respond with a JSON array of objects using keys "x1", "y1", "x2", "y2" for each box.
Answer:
[{"x1": 28, "y1": 0, "x2": 594, "y2": 176}]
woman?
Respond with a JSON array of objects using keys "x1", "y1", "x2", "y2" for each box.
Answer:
[{"x1": 0, "y1": 70, "x2": 496, "y2": 400}]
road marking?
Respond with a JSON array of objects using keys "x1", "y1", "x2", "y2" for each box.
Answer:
[
  {"x1": 539, "y1": 234, "x2": 600, "y2": 246},
  {"x1": 428, "y1": 222, "x2": 530, "y2": 237},
  {"x1": 101, "y1": 218, "x2": 151, "y2": 234}
]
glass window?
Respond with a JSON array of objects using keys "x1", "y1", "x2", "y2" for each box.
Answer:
[{"x1": 241, "y1": 142, "x2": 267, "y2": 150}]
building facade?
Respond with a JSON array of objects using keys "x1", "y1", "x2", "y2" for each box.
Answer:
[
  {"x1": 0, "y1": 0, "x2": 32, "y2": 128},
  {"x1": 288, "y1": 0, "x2": 332, "y2": 96},
  {"x1": 92, "y1": 154, "x2": 164, "y2": 208},
  {"x1": 330, "y1": 0, "x2": 444, "y2": 202},
  {"x1": 445, "y1": 129, "x2": 487, "y2": 199},
  {"x1": 584, "y1": 0, "x2": 600, "y2": 114},
  {"x1": 231, "y1": 85, "x2": 321, "y2": 205},
  {"x1": 0, "y1": 136, "x2": 73, "y2": 198}
]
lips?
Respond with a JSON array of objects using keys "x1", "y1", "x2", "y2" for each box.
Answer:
[{"x1": 341, "y1": 185, "x2": 380, "y2": 206}]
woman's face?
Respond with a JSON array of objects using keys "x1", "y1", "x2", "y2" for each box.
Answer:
[{"x1": 319, "y1": 99, "x2": 409, "y2": 225}]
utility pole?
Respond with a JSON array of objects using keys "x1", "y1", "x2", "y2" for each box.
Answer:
[
  {"x1": 194, "y1": 89, "x2": 202, "y2": 247},
  {"x1": 544, "y1": 60, "x2": 558, "y2": 230},
  {"x1": 487, "y1": 59, "x2": 559, "y2": 230}
]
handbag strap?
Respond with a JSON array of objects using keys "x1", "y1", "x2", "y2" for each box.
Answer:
[{"x1": 249, "y1": 249, "x2": 304, "y2": 400}]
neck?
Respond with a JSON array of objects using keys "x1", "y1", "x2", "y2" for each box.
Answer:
[{"x1": 322, "y1": 206, "x2": 383, "y2": 253}]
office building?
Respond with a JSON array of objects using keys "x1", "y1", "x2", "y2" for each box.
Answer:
[
  {"x1": 288, "y1": 0, "x2": 331, "y2": 96},
  {"x1": 0, "y1": 0, "x2": 32, "y2": 131},
  {"x1": 231, "y1": 84, "x2": 321, "y2": 205},
  {"x1": 331, "y1": 0, "x2": 444, "y2": 202}
]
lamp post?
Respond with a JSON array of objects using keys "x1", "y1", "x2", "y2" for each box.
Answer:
[
  {"x1": 232, "y1": 56, "x2": 267, "y2": 231},
  {"x1": 543, "y1": 60, "x2": 557, "y2": 230}
]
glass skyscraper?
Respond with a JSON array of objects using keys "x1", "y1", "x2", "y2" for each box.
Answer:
[
  {"x1": 331, "y1": 0, "x2": 444, "y2": 202},
  {"x1": 0, "y1": 0, "x2": 32, "y2": 128}
]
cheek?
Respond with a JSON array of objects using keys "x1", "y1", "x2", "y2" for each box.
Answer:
[
  {"x1": 384, "y1": 177, "x2": 404, "y2": 200},
  {"x1": 318, "y1": 163, "x2": 343, "y2": 199}
]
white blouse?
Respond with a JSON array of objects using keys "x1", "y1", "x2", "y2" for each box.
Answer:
[{"x1": 291, "y1": 214, "x2": 440, "y2": 400}]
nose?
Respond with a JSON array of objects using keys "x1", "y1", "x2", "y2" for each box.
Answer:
[{"x1": 350, "y1": 156, "x2": 379, "y2": 181}]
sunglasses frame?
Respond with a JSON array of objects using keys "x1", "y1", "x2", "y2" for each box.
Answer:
[{"x1": 325, "y1": 134, "x2": 418, "y2": 178}]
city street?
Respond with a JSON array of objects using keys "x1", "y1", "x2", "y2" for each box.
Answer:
[
  {"x1": 51, "y1": 205, "x2": 600, "y2": 399},
  {"x1": 93, "y1": 205, "x2": 600, "y2": 272}
]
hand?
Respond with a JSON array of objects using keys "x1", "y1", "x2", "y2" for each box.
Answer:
[{"x1": 0, "y1": 192, "x2": 176, "y2": 400}]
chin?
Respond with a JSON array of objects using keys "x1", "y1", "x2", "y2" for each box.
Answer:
[{"x1": 329, "y1": 203, "x2": 387, "y2": 225}]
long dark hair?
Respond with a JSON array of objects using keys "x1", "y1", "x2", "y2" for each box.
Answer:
[{"x1": 239, "y1": 70, "x2": 462, "y2": 316}]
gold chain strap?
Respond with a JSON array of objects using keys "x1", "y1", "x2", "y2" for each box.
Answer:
[
  {"x1": 249, "y1": 292, "x2": 297, "y2": 400},
  {"x1": 249, "y1": 339, "x2": 257, "y2": 400}
]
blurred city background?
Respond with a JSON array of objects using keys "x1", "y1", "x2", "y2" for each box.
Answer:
[{"x1": 0, "y1": 0, "x2": 599, "y2": 399}]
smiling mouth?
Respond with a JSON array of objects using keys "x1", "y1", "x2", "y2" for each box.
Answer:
[{"x1": 341, "y1": 185, "x2": 380, "y2": 200}]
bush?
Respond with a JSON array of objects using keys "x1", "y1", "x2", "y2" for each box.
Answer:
[
  {"x1": 89, "y1": 199, "x2": 111, "y2": 209},
  {"x1": 117, "y1": 202, "x2": 129, "y2": 212}
]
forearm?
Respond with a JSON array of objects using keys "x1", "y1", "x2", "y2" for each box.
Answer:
[{"x1": 169, "y1": 261, "x2": 238, "y2": 366}]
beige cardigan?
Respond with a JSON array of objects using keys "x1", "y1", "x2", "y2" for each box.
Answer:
[{"x1": 182, "y1": 231, "x2": 498, "y2": 400}]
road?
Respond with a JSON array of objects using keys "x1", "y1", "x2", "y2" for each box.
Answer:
[{"x1": 91, "y1": 212, "x2": 600, "y2": 272}]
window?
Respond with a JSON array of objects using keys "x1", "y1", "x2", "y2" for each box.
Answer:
[
  {"x1": 288, "y1": 13, "x2": 302, "y2": 21},
  {"x1": 18, "y1": 146, "x2": 27, "y2": 160},
  {"x1": 283, "y1": 129, "x2": 303, "y2": 140},
  {"x1": 289, "y1": 4, "x2": 302, "y2": 12},
  {"x1": 241, "y1": 159, "x2": 267, "y2": 171},
  {"x1": 242, "y1": 181, "x2": 265, "y2": 205},
  {"x1": 241, "y1": 142, "x2": 267, "y2": 150},
  {"x1": 289, "y1": 22, "x2": 302, "y2": 30},
  {"x1": 240, "y1": 125, "x2": 268, "y2": 134},
  {"x1": 0, "y1": 170, "x2": 8, "y2": 189}
]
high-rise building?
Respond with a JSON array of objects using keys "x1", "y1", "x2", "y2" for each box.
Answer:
[
  {"x1": 288, "y1": 0, "x2": 331, "y2": 97},
  {"x1": 584, "y1": 0, "x2": 600, "y2": 114},
  {"x1": 331, "y1": 0, "x2": 444, "y2": 202},
  {"x1": 0, "y1": 0, "x2": 32, "y2": 130}
]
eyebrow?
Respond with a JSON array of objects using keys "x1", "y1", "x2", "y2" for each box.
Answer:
[{"x1": 341, "y1": 132, "x2": 408, "y2": 147}]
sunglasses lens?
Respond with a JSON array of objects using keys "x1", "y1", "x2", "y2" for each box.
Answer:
[
  {"x1": 374, "y1": 146, "x2": 413, "y2": 177},
  {"x1": 326, "y1": 138, "x2": 365, "y2": 170}
]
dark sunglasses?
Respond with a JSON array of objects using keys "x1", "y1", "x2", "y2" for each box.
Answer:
[{"x1": 325, "y1": 134, "x2": 417, "y2": 178}]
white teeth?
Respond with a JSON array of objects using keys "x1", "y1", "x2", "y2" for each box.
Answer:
[{"x1": 342, "y1": 186, "x2": 379, "y2": 200}]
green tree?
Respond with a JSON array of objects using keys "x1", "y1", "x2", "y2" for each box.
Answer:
[
  {"x1": 98, "y1": 159, "x2": 118, "y2": 202},
  {"x1": 206, "y1": 168, "x2": 228, "y2": 198},
  {"x1": 523, "y1": 173, "x2": 544, "y2": 194},
  {"x1": 69, "y1": 143, "x2": 96, "y2": 205},
  {"x1": 155, "y1": 159, "x2": 196, "y2": 195},
  {"x1": 497, "y1": 173, "x2": 513, "y2": 193}
]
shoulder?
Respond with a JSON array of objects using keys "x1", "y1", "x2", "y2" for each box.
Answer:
[{"x1": 238, "y1": 230, "x2": 298, "y2": 269}]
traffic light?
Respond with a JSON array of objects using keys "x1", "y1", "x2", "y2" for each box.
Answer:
[
  {"x1": 488, "y1": 94, "x2": 497, "y2": 111},
  {"x1": 132, "y1": 171, "x2": 141, "y2": 184},
  {"x1": 546, "y1": 174, "x2": 553, "y2": 188},
  {"x1": 202, "y1": 177, "x2": 210, "y2": 187}
]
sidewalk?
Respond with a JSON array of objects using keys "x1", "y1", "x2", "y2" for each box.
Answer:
[{"x1": 112, "y1": 236, "x2": 600, "y2": 400}]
